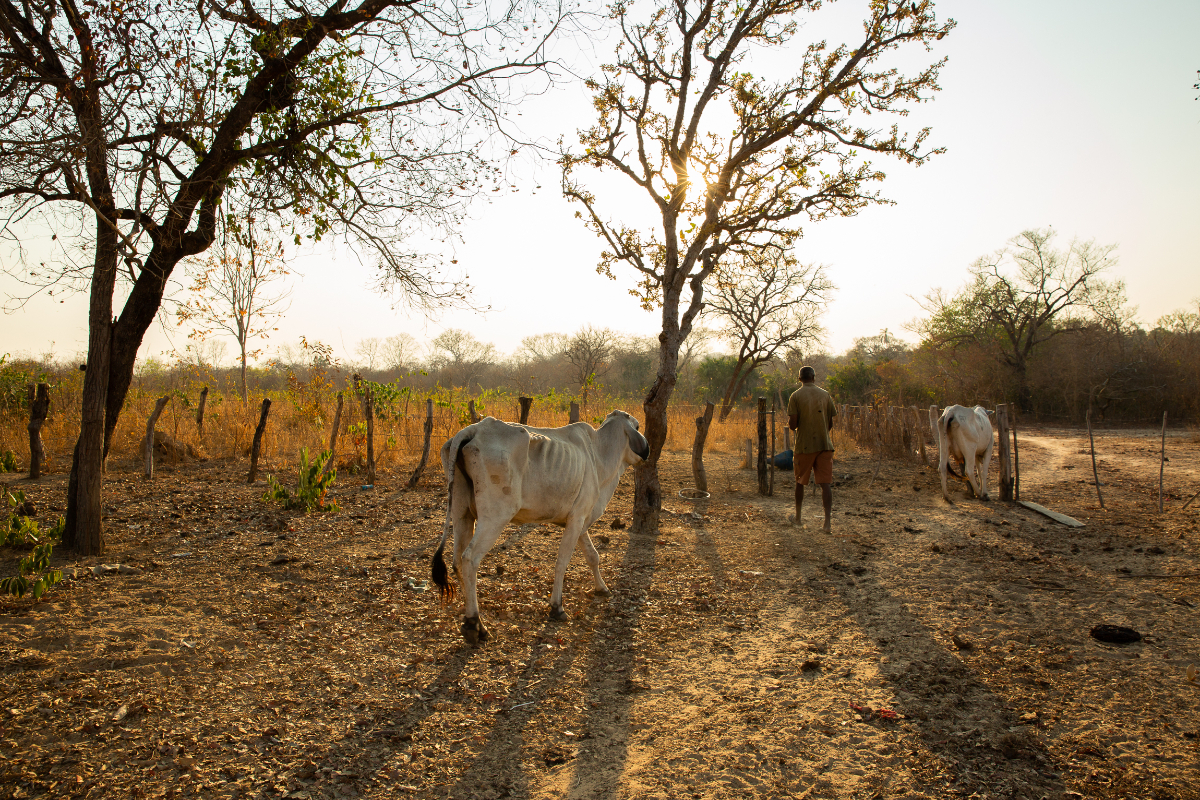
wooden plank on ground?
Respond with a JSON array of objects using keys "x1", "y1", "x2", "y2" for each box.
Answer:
[{"x1": 1018, "y1": 500, "x2": 1085, "y2": 528}]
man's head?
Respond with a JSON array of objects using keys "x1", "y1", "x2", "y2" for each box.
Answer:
[{"x1": 799, "y1": 365, "x2": 816, "y2": 383}]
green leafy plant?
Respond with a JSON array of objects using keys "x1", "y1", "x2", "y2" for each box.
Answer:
[
  {"x1": 0, "y1": 450, "x2": 18, "y2": 473},
  {"x1": 3, "y1": 491, "x2": 54, "y2": 547},
  {"x1": 0, "y1": 538, "x2": 63, "y2": 600},
  {"x1": 263, "y1": 448, "x2": 339, "y2": 512},
  {"x1": 1, "y1": 498, "x2": 64, "y2": 600}
]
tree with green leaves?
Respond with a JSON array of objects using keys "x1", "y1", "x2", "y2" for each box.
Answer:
[
  {"x1": 915, "y1": 228, "x2": 1125, "y2": 412},
  {"x1": 0, "y1": 0, "x2": 563, "y2": 554},
  {"x1": 561, "y1": 0, "x2": 952, "y2": 531}
]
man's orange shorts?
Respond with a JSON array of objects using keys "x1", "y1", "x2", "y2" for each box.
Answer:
[{"x1": 794, "y1": 450, "x2": 834, "y2": 485}]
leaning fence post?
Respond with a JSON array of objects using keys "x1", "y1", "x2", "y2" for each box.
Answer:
[
  {"x1": 1159, "y1": 411, "x2": 1167, "y2": 513},
  {"x1": 322, "y1": 392, "x2": 345, "y2": 478},
  {"x1": 26, "y1": 383, "x2": 50, "y2": 479},
  {"x1": 247, "y1": 398, "x2": 272, "y2": 484},
  {"x1": 143, "y1": 396, "x2": 171, "y2": 479},
  {"x1": 518, "y1": 396, "x2": 533, "y2": 425},
  {"x1": 407, "y1": 398, "x2": 434, "y2": 490},
  {"x1": 769, "y1": 394, "x2": 777, "y2": 496},
  {"x1": 1086, "y1": 408, "x2": 1104, "y2": 509}
]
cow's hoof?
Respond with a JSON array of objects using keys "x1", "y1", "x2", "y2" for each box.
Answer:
[
  {"x1": 548, "y1": 605, "x2": 569, "y2": 622},
  {"x1": 461, "y1": 616, "x2": 489, "y2": 646},
  {"x1": 592, "y1": 587, "x2": 611, "y2": 597}
]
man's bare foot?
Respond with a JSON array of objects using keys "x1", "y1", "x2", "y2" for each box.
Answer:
[
  {"x1": 788, "y1": 513, "x2": 805, "y2": 528},
  {"x1": 822, "y1": 520, "x2": 832, "y2": 533}
]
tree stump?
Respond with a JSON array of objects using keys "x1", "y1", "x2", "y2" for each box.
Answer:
[
  {"x1": 196, "y1": 386, "x2": 209, "y2": 437},
  {"x1": 518, "y1": 396, "x2": 533, "y2": 425},
  {"x1": 143, "y1": 396, "x2": 171, "y2": 479},
  {"x1": 691, "y1": 402, "x2": 715, "y2": 493},
  {"x1": 468, "y1": 399, "x2": 481, "y2": 423},
  {"x1": 407, "y1": 398, "x2": 434, "y2": 490},
  {"x1": 26, "y1": 383, "x2": 50, "y2": 479},
  {"x1": 569, "y1": 402, "x2": 580, "y2": 424},
  {"x1": 247, "y1": 399, "x2": 272, "y2": 484}
]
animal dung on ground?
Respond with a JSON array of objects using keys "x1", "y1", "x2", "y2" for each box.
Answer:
[{"x1": 1089, "y1": 624, "x2": 1142, "y2": 645}]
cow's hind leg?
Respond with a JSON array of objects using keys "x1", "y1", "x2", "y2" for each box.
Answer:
[
  {"x1": 549, "y1": 518, "x2": 588, "y2": 621},
  {"x1": 459, "y1": 517, "x2": 507, "y2": 646},
  {"x1": 579, "y1": 529, "x2": 610, "y2": 597}
]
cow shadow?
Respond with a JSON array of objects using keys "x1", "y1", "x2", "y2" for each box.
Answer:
[{"x1": 444, "y1": 523, "x2": 664, "y2": 799}]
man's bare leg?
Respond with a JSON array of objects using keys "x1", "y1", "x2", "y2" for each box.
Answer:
[
  {"x1": 819, "y1": 483, "x2": 833, "y2": 532},
  {"x1": 792, "y1": 482, "x2": 805, "y2": 526}
]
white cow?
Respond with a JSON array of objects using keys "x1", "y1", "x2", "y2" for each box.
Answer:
[
  {"x1": 431, "y1": 411, "x2": 649, "y2": 645},
  {"x1": 936, "y1": 405, "x2": 994, "y2": 502}
]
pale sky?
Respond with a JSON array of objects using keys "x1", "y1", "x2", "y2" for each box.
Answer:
[{"x1": 2, "y1": 0, "x2": 1198, "y2": 367}]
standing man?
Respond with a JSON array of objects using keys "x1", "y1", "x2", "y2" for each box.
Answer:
[{"x1": 787, "y1": 365, "x2": 837, "y2": 531}]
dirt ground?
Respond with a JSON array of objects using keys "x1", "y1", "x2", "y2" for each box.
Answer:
[{"x1": 1, "y1": 426, "x2": 1198, "y2": 800}]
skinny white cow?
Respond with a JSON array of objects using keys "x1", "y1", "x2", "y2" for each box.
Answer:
[
  {"x1": 431, "y1": 411, "x2": 649, "y2": 644},
  {"x1": 936, "y1": 405, "x2": 994, "y2": 502}
]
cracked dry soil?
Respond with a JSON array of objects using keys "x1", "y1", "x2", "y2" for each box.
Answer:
[{"x1": 1, "y1": 428, "x2": 1198, "y2": 800}]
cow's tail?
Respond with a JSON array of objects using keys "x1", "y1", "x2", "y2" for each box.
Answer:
[
  {"x1": 431, "y1": 427, "x2": 477, "y2": 602},
  {"x1": 937, "y1": 411, "x2": 963, "y2": 479}
]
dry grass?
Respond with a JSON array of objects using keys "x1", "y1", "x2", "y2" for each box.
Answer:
[{"x1": 0, "y1": 380, "x2": 847, "y2": 479}]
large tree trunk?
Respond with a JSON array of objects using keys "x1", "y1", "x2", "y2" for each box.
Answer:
[
  {"x1": 65, "y1": 220, "x2": 119, "y2": 556},
  {"x1": 102, "y1": 251, "x2": 180, "y2": 460},
  {"x1": 632, "y1": 329, "x2": 684, "y2": 535}
]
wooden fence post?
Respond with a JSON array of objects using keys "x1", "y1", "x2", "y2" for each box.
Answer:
[
  {"x1": 518, "y1": 396, "x2": 533, "y2": 425},
  {"x1": 407, "y1": 398, "x2": 434, "y2": 490},
  {"x1": 692, "y1": 402, "x2": 715, "y2": 493},
  {"x1": 143, "y1": 396, "x2": 171, "y2": 479},
  {"x1": 769, "y1": 395, "x2": 777, "y2": 496},
  {"x1": 779, "y1": 389, "x2": 791, "y2": 452},
  {"x1": 757, "y1": 398, "x2": 769, "y2": 496},
  {"x1": 322, "y1": 392, "x2": 344, "y2": 478},
  {"x1": 196, "y1": 386, "x2": 209, "y2": 437},
  {"x1": 1159, "y1": 411, "x2": 1167, "y2": 513},
  {"x1": 1086, "y1": 408, "x2": 1104, "y2": 509},
  {"x1": 361, "y1": 385, "x2": 376, "y2": 486},
  {"x1": 996, "y1": 404, "x2": 1014, "y2": 501},
  {"x1": 247, "y1": 398, "x2": 272, "y2": 484},
  {"x1": 1011, "y1": 408, "x2": 1020, "y2": 501},
  {"x1": 569, "y1": 402, "x2": 580, "y2": 424},
  {"x1": 26, "y1": 383, "x2": 50, "y2": 479}
]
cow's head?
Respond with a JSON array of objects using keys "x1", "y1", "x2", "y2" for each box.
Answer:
[{"x1": 605, "y1": 410, "x2": 650, "y2": 462}]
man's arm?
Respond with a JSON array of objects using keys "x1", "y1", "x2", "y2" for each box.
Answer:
[{"x1": 789, "y1": 414, "x2": 799, "y2": 431}]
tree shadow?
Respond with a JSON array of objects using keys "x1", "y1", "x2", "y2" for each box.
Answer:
[{"x1": 816, "y1": 538, "x2": 1071, "y2": 798}]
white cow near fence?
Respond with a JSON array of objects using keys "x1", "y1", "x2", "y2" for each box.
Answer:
[
  {"x1": 936, "y1": 405, "x2": 995, "y2": 502},
  {"x1": 431, "y1": 411, "x2": 650, "y2": 645}
]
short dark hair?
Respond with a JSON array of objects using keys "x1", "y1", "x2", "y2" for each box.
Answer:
[{"x1": 799, "y1": 365, "x2": 816, "y2": 382}]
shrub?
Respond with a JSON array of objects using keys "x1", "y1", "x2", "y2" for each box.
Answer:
[{"x1": 264, "y1": 448, "x2": 339, "y2": 512}]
